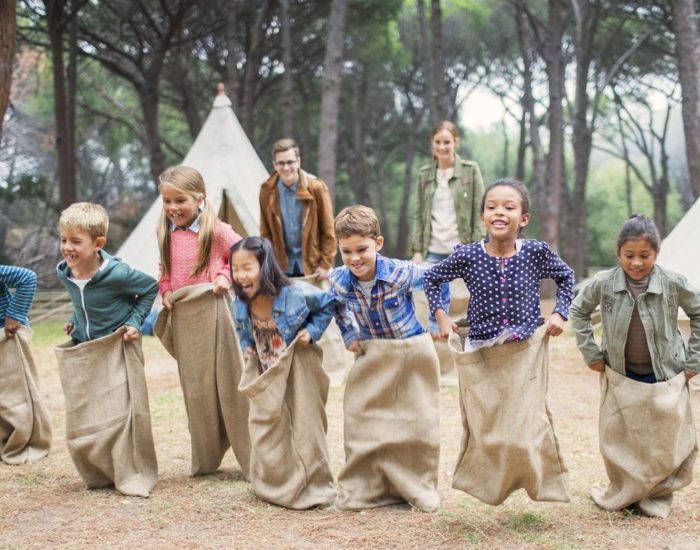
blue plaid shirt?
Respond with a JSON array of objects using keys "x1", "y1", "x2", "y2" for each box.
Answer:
[{"x1": 328, "y1": 254, "x2": 435, "y2": 346}]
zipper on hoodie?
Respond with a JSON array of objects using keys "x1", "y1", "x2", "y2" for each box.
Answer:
[{"x1": 68, "y1": 280, "x2": 91, "y2": 341}]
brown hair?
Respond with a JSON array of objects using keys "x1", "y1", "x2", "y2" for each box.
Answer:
[
  {"x1": 271, "y1": 138, "x2": 300, "y2": 160},
  {"x1": 59, "y1": 202, "x2": 109, "y2": 241},
  {"x1": 334, "y1": 205, "x2": 381, "y2": 240},
  {"x1": 157, "y1": 165, "x2": 216, "y2": 278}
]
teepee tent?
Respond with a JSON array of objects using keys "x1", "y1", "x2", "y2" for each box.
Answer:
[
  {"x1": 657, "y1": 196, "x2": 700, "y2": 339},
  {"x1": 116, "y1": 86, "x2": 269, "y2": 279}
]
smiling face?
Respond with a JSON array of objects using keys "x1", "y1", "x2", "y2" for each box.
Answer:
[
  {"x1": 431, "y1": 129, "x2": 457, "y2": 167},
  {"x1": 160, "y1": 183, "x2": 201, "y2": 229},
  {"x1": 273, "y1": 148, "x2": 301, "y2": 187},
  {"x1": 618, "y1": 238, "x2": 658, "y2": 281},
  {"x1": 231, "y1": 248, "x2": 262, "y2": 300},
  {"x1": 338, "y1": 234, "x2": 384, "y2": 282},
  {"x1": 59, "y1": 227, "x2": 105, "y2": 278},
  {"x1": 480, "y1": 185, "x2": 529, "y2": 243}
]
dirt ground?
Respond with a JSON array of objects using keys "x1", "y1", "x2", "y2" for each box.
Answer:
[{"x1": 1, "y1": 321, "x2": 699, "y2": 550}]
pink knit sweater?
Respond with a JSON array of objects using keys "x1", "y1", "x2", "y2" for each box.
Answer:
[{"x1": 159, "y1": 219, "x2": 242, "y2": 294}]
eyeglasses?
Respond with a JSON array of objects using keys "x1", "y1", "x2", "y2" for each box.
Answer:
[{"x1": 274, "y1": 159, "x2": 298, "y2": 167}]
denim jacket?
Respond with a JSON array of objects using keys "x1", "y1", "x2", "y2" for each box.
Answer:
[
  {"x1": 231, "y1": 280, "x2": 337, "y2": 352},
  {"x1": 570, "y1": 265, "x2": 700, "y2": 380}
]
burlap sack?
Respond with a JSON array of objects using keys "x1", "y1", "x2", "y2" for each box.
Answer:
[
  {"x1": 448, "y1": 326, "x2": 570, "y2": 505},
  {"x1": 336, "y1": 332, "x2": 441, "y2": 512},
  {"x1": 54, "y1": 329, "x2": 157, "y2": 497},
  {"x1": 155, "y1": 284, "x2": 250, "y2": 477},
  {"x1": 0, "y1": 326, "x2": 52, "y2": 465},
  {"x1": 413, "y1": 279, "x2": 469, "y2": 386},
  {"x1": 295, "y1": 275, "x2": 348, "y2": 386},
  {"x1": 591, "y1": 367, "x2": 697, "y2": 518},
  {"x1": 239, "y1": 337, "x2": 335, "y2": 509}
]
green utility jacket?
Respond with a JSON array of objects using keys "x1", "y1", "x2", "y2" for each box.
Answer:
[
  {"x1": 570, "y1": 264, "x2": 700, "y2": 380},
  {"x1": 411, "y1": 154, "x2": 485, "y2": 256}
]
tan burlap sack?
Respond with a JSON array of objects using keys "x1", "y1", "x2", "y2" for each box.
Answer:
[
  {"x1": 413, "y1": 279, "x2": 469, "y2": 385},
  {"x1": 155, "y1": 284, "x2": 250, "y2": 477},
  {"x1": 591, "y1": 367, "x2": 697, "y2": 518},
  {"x1": 449, "y1": 326, "x2": 570, "y2": 505},
  {"x1": 295, "y1": 275, "x2": 348, "y2": 386},
  {"x1": 54, "y1": 329, "x2": 157, "y2": 497},
  {"x1": 239, "y1": 337, "x2": 335, "y2": 509},
  {"x1": 0, "y1": 326, "x2": 52, "y2": 465},
  {"x1": 336, "y1": 332, "x2": 441, "y2": 512}
]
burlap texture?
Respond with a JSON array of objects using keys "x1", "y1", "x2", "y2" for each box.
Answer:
[
  {"x1": 591, "y1": 367, "x2": 697, "y2": 518},
  {"x1": 54, "y1": 329, "x2": 157, "y2": 497},
  {"x1": 155, "y1": 284, "x2": 250, "y2": 477},
  {"x1": 448, "y1": 326, "x2": 570, "y2": 505},
  {"x1": 336, "y1": 332, "x2": 441, "y2": 512},
  {"x1": 239, "y1": 337, "x2": 335, "y2": 509},
  {"x1": 413, "y1": 279, "x2": 469, "y2": 385},
  {"x1": 295, "y1": 275, "x2": 348, "y2": 386},
  {"x1": 0, "y1": 326, "x2": 52, "y2": 465}
]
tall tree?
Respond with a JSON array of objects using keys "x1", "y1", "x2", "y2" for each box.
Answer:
[
  {"x1": 669, "y1": 0, "x2": 700, "y2": 199},
  {"x1": 0, "y1": 0, "x2": 15, "y2": 144},
  {"x1": 279, "y1": 0, "x2": 294, "y2": 137},
  {"x1": 317, "y1": 0, "x2": 348, "y2": 198}
]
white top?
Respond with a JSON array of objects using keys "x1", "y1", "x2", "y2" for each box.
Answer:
[{"x1": 428, "y1": 167, "x2": 460, "y2": 254}]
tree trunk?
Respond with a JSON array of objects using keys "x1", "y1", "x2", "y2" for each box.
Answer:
[
  {"x1": 351, "y1": 69, "x2": 369, "y2": 205},
  {"x1": 224, "y1": 1, "x2": 239, "y2": 111},
  {"x1": 0, "y1": 0, "x2": 16, "y2": 144},
  {"x1": 241, "y1": 1, "x2": 269, "y2": 136},
  {"x1": 429, "y1": 0, "x2": 448, "y2": 120},
  {"x1": 139, "y1": 82, "x2": 167, "y2": 188},
  {"x1": 279, "y1": 0, "x2": 294, "y2": 137},
  {"x1": 669, "y1": 0, "x2": 700, "y2": 199},
  {"x1": 317, "y1": 0, "x2": 348, "y2": 198},
  {"x1": 515, "y1": 110, "x2": 526, "y2": 181},
  {"x1": 416, "y1": 0, "x2": 437, "y2": 122},
  {"x1": 397, "y1": 117, "x2": 420, "y2": 258}
]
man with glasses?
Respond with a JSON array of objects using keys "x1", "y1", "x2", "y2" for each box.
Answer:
[{"x1": 259, "y1": 138, "x2": 336, "y2": 279}]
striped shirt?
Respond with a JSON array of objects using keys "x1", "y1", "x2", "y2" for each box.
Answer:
[
  {"x1": 0, "y1": 265, "x2": 38, "y2": 327},
  {"x1": 328, "y1": 254, "x2": 431, "y2": 346},
  {"x1": 624, "y1": 275, "x2": 653, "y2": 375}
]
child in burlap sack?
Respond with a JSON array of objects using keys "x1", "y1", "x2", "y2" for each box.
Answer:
[
  {"x1": 0, "y1": 265, "x2": 52, "y2": 465},
  {"x1": 231, "y1": 236, "x2": 337, "y2": 508},
  {"x1": 571, "y1": 214, "x2": 699, "y2": 518},
  {"x1": 424, "y1": 179, "x2": 574, "y2": 505},
  {"x1": 56, "y1": 203, "x2": 158, "y2": 496},
  {"x1": 328, "y1": 205, "x2": 441, "y2": 512}
]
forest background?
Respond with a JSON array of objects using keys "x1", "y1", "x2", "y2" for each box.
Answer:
[{"x1": 1, "y1": 0, "x2": 700, "y2": 288}]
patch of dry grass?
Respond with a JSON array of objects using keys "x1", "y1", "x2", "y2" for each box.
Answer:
[{"x1": 1, "y1": 322, "x2": 699, "y2": 549}]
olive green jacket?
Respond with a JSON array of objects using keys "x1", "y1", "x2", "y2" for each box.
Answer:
[
  {"x1": 570, "y1": 264, "x2": 700, "y2": 380},
  {"x1": 411, "y1": 154, "x2": 485, "y2": 255}
]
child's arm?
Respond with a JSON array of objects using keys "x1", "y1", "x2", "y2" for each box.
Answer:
[
  {"x1": 541, "y1": 243, "x2": 575, "y2": 332},
  {"x1": 678, "y1": 278, "x2": 700, "y2": 378},
  {"x1": 299, "y1": 283, "x2": 337, "y2": 344},
  {"x1": 569, "y1": 276, "x2": 605, "y2": 371},
  {"x1": 121, "y1": 267, "x2": 158, "y2": 341},
  {"x1": 327, "y1": 277, "x2": 361, "y2": 352},
  {"x1": 213, "y1": 223, "x2": 241, "y2": 295},
  {"x1": 0, "y1": 266, "x2": 37, "y2": 337},
  {"x1": 158, "y1": 258, "x2": 173, "y2": 309},
  {"x1": 423, "y1": 250, "x2": 468, "y2": 337},
  {"x1": 409, "y1": 263, "x2": 445, "y2": 336}
]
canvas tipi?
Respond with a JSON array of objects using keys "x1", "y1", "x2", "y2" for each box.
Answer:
[{"x1": 116, "y1": 85, "x2": 269, "y2": 278}]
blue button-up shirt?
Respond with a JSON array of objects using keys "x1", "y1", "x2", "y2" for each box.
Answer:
[
  {"x1": 278, "y1": 178, "x2": 303, "y2": 275},
  {"x1": 328, "y1": 254, "x2": 436, "y2": 346}
]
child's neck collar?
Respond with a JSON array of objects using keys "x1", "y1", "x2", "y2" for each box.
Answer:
[{"x1": 483, "y1": 239, "x2": 520, "y2": 258}]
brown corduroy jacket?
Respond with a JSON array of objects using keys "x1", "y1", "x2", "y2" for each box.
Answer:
[{"x1": 259, "y1": 170, "x2": 336, "y2": 275}]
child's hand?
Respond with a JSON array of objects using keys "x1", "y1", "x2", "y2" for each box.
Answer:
[
  {"x1": 122, "y1": 325, "x2": 141, "y2": 342},
  {"x1": 347, "y1": 341, "x2": 364, "y2": 355},
  {"x1": 434, "y1": 309, "x2": 457, "y2": 339},
  {"x1": 587, "y1": 360, "x2": 605, "y2": 373},
  {"x1": 544, "y1": 313, "x2": 565, "y2": 337},
  {"x1": 244, "y1": 347, "x2": 257, "y2": 358},
  {"x1": 63, "y1": 322, "x2": 74, "y2": 335},
  {"x1": 411, "y1": 252, "x2": 423, "y2": 265},
  {"x1": 685, "y1": 369, "x2": 698, "y2": 381},
  {"x1": 314, "y1": 267, "x2": 329, "y2": 281},
  {"x1": 4, "y1": 316, "x2": 20, "y2": 338},
  {"x1": 212, "y1": 275, "x2": 230, "y2": 295},
  {"x1": 162, "y1": 291, "x2": 173, "y2": 310},
  {"x1": 298, "y1": 329, "x2": 312, "y2": 345}
]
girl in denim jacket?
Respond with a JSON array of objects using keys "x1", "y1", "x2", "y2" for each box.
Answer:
[
  {"x1": 571, "y1": 215, "x2": 700, "y2": 518},
  {"x1": 230, "y1": 236, "x2": 336, "y2": 373}
]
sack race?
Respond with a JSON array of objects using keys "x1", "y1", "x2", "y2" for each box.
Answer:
[
  {"x1": 592, "y1": 367, "x2": 697, "y2": 518},
  {"x1": 295, "y1": 275, "x2": 348, "y2": 386},
  {"x1": 449, "y1": 326, "x2": 570, "y2": 505},
  {"x1": 155, "y1": 284, "x2": 250, "y2": 477},
  {"x1": 54, "y1": 329, "x2": 157, "y2": 497},
  {"x1": 239, "y1": 337, "x2": 335, "y2": 509},
  {"x1": 0, "y1": 326, "x2": 52, "y2": 465},
  {"x1": 336, "y1": 332, "x2": 441, "y2": 512},
  {"x1": 413, "y1": 279, "x2": 469, "y2": 386}
]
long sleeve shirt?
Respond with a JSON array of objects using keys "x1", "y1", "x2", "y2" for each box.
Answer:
[
  {"x1": 0, "y1": 265, "x2": 37, "y2": 327},
  {"x1": 424, "y1": 239, "x2": 574, "y2": 343}
]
